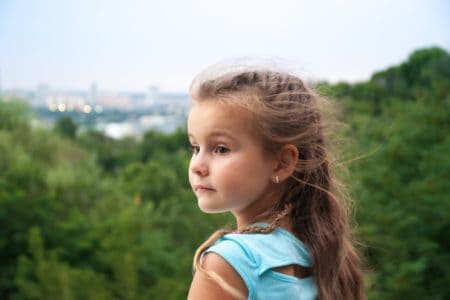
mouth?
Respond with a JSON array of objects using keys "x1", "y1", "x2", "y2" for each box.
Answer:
[{"x1": 194, "y1": 185, "x2": 216, "y2": 192}]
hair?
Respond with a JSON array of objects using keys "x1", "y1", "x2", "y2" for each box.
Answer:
[{"x1": 189, "y1": 68, "x2": 365, "y2": 300}]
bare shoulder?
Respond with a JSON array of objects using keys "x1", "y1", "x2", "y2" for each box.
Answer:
[{"x1": 187, "y1": 252, "x2": 248, "y2": 300}]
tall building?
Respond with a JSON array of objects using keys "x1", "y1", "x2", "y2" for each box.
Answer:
[
  {"x1": 36, "y1": 83, "x2": 50, "y2": 107},
  {"x1": 89, "y1": 83, "x2": 98, "y2": 106},
  {"x1": 146, "y1": 85, "x2": 159, "y2": 106}
]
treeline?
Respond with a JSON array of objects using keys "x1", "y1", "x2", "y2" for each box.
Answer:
[
  {"x1": 320, "y1": 47, "x2": 450, "y2": 299},
  {"x1": 0, "y1": 47, "x2": 449, "y2": 299}
]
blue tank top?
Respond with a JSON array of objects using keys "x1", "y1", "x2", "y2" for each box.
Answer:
[{"x1": 204, "y1": 225, "x2": 317, "y2": 299}]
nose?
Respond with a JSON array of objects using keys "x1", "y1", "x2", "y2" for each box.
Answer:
[{"x1": 190, "y1": 154, "x2": 209, "y2": 177}]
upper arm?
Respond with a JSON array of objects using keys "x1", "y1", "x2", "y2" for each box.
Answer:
[{"x1": 188, "y1": 252, "x2": 248, "y2": 300}]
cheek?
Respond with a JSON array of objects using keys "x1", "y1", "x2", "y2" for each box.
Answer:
[
  {"x1": 213, "y1": 161, "x2": 234, "y2": 183},
  {"x1": 217, "y1": 158, "x2": 268, "y2": 187}
]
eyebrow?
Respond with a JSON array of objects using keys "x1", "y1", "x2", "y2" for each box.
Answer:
[{"x1": 188, "y1": 130, "x2": 235, "y2": 139}]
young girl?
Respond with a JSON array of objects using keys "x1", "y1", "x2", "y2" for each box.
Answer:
[{"x1": 186, "y1": 67, "x2": 364, "y2": 299}]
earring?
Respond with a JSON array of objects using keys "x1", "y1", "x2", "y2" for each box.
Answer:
[{"x1": 275, "y1": 175, "x2": 279, "y2": 184}]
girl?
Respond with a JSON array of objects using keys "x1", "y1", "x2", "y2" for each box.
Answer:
[{"x1": 186, "y1": 67, "x2": 364, "y2": 299}]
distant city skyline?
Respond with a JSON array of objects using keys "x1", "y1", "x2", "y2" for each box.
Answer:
[{"x1": 1, "y1": 0, "x2": 449, "y2": 93}]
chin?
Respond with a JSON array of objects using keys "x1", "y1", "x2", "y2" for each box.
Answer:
[{"x1": 197, "y1": 201, "x2": 228, "y2": 214}]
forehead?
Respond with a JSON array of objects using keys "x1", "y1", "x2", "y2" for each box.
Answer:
[{"x1": 187, "y1": 101, "x2": 256, "y2": 139}]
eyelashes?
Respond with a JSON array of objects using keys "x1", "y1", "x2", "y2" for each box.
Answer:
[
  {"x1": 214, "y1": 145, "x2": 230, "y2": 154},
  {"x1": 189, "y1": 144, "x2": 200, "y2": 154},
  {"x1": 189, "y1": 144, "x2": 230, "y2": 155}
]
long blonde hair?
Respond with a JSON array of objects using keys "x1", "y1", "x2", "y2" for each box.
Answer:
[{"x1": 189, "y1": 69, "x2": 365, "y2": 299}]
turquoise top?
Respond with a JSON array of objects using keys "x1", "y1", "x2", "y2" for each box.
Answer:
[{"x1": 204, "y1": 225, "x2": 317, "y2": 299}]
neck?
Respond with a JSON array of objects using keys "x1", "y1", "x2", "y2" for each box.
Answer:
[
  {"x1": 234, "y1": 205, "x2": 296, "y2": 237},
  {"x1": 232, "y1": 188, "x2": 282, "y2": 229}
]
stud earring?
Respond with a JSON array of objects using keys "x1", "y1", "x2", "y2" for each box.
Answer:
[{"x1": 275, "y1": 175, "x2": 279, "y2": 184}]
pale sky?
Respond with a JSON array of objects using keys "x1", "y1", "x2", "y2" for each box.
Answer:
[{"x1": 0, "y1": 0, "x2": 449, "y2": 93}]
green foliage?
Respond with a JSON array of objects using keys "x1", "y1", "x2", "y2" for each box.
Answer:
[
  {"x1": 16, "y1": 227, "x2": 113, "y2": 300},
  {"x1": 140, "y1": 128, "x2": 189, "y2": 162},
  {"x1": 0, "y1": 99, "x2": 30, "y2": 132},
  {"x1": 77, "y1": 130, "x2": 141, "y2": 174},
  {"x1": 54, "y1": 116, "x2": 78, "y2": 139},
  {"x1": 349, "y1": 97, "x2": 450, "y2": 299},
  {"x1": 336, "y1": 48, "x2": 450, "y2": 299},
  {"x1": 0, "y1": 46, "x2": 449, "y2": 299}
]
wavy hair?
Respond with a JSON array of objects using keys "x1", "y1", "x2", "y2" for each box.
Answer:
[{"x1": 189, "y1": 68, "x2": 365, "y2": 300}]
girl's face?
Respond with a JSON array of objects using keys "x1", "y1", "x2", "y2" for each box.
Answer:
[{"x1": 188, "y1": 101, "x2": 278, "y2": 216}]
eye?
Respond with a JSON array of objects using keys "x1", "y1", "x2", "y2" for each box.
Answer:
[
  {"x1": 214, "y1": 145, "x2": 230, "y2": 155},
  {"x1": 189, "y1": 144, "x2": 200, "y2": 155}
]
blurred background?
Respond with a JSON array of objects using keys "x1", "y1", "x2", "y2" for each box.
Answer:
[{"x1": 0, "y1": 0, "x2": 449, "y2": 299}]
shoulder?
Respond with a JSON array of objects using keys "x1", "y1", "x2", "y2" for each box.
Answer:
[
  {"x1": 210, "y1": 228, "x2": 312, "y2": 269},
  {"x1": 188, "y1": 234, "x2": 257, "y2": 300},
  {"x1": 203, "y1": 229, "x2": 312, "y2": 277},
  {"x1": 188, "y1": 251, "x2": 248, "y2": 300},
  {"x1": 188, "y1": 229, "x2": 313, "y2": 299}
]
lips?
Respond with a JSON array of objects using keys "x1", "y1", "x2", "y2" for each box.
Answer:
[{"x1": 194, "y1": 184, "x2": 215, "y2": 192}]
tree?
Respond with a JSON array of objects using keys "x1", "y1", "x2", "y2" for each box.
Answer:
[{"x1": 54, "y1": 116, "x2": 77, "y2": 139}]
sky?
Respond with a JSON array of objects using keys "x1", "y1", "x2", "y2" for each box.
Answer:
[{"x1": 0, "y1": 0, "x2": 449, "y2": 93}]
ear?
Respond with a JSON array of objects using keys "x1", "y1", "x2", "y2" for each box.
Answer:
[{"x1": 272, "y1": 144, "x2": 298, "y2": 183}]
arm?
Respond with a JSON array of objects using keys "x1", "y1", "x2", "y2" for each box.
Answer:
[{"x1": 187, "y1": 252, "x2": 248, "y2": 300}]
